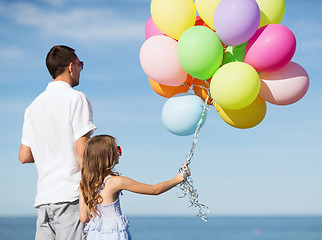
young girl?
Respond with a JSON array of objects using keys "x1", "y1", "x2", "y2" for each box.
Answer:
[{"x1": 79, "y1": 135, "x2": 190, "y2": 240}]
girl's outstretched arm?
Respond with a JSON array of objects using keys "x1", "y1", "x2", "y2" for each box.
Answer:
[{"x1": 113, "y1": 162, "x2": 190, "y2": 195}]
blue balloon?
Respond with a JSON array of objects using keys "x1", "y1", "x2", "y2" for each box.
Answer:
[{"x1": 162, "y1": 93, "x2": 207, "y2": 136}]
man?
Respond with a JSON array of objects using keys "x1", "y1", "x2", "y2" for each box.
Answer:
[{"x1": 19, "y1": 45, "x2": 96, "y2": 239}]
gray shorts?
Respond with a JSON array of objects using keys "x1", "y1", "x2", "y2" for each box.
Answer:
[{"x1": 35, "y1": 200, "x2": 86, "y2": 240}]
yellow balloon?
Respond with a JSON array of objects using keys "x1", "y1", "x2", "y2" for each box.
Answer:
[
  {"x1": 215, "y1": 96, "x2": 267, "y2": 129},
  {"x1": 255, "y1": 0, "x2": 285, "y2": 28},
  {"x1": 195, "y1": 0, "x2": 221, "y2": 30},
  {"x1": 151, "y1": 0, "x2": 196, "y2": 40},
  {"x1": 210, "y1": 62, "x2": 260, "y2": 110}
]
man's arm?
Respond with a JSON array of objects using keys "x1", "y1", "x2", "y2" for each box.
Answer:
[
  {"x1": 79, "y1": 190, "x2": 90, "y2": 223},
  {"x1": 18, "y1": 144, "x2": 34, "y2": 164},
  {"x1": 75, "y1": 132, "x2": 91, "y2": 167}
]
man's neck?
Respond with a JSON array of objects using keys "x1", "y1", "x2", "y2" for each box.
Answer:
[{"x1": 53, "y1": 73, "x2": 73, "y2": 87}]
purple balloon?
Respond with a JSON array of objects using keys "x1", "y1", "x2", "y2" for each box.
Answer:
[{"x1": 214, "y1": 0, "x2": 260, "y2": 46}]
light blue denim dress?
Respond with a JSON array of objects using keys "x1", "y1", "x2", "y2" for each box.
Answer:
[{"x1": 85, "y1": 176, "x2": 132, "y2": 240}]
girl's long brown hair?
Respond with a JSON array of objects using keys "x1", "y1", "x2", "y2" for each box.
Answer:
[{"x1": 80, "y1": 135, "x2": 119, "y2": 218}]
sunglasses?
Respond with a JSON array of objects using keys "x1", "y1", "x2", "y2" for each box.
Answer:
[
  {"x1": 117, "y1": 146, "x2": 122, "y2": 156},
  {"x1": 65, "y1": 61, "x2": 84, "y2": 71},
  {"x1": 78, "y1": 61, "x2": 84, "y2": 71}
]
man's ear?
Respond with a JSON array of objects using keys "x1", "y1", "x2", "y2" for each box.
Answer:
[{"x1": 67, "y1": 62, "x2": 73, "y2": 73}]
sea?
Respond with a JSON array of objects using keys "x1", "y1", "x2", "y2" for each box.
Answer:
[{"x1": 0, "y1": 216, "x2": 321, "y2": 240}]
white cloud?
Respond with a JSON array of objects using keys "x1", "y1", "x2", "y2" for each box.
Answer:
[
  {"x1": 39, "y1": 0, "x2": 67, "y2": 7},
  {"x1": 295, "y1": 20, "x2": 322, "y2": 35},
  {"x1": 298, "y1": 39, "x2": 322, "y2": 51},
  {"x1": 91, "y1": 95, "x2": 162, "y2": 124},
  {"x1": 0, "y1": 98, "x2": 29, "y2": 115},
  {"x1": 0, "y1": 2, "x2": 146, "y2": 44},
  {"x1": 292, "y1": 19, "x2": 322, "y2": 50},
  {"x1": 0, "y1": 46, "x2": 26, "y2": 63}
]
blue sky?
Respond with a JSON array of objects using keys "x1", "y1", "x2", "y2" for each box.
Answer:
[{"x1": 0, "y1": 0, "x2": 321, "y2": 217}]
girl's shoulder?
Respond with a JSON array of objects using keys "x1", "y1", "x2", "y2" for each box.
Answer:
[
  {"x1": 99, "y1": 175, "x2": 124, "y2": 194},
  {"x1": 105, "y1": 175, "x2": 125, "y2": 187},
  {"x1": 106, "y1": 175, "x2": 134, "y2": 190}
]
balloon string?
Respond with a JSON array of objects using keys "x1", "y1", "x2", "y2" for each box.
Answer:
[
  {"x1": 192, "y1": 80, "x2": 214, "y2": 106},
  {"x1": 178, "y1": 89, "x2": 211, "y2": 222},
  {"x1": 193, "y1": 84, "x2": 208, "y2": 91}
]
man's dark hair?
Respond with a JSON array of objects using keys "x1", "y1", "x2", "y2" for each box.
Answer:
[{"x1": 46, "y1": 45, "x2": 77, "y2": 79}]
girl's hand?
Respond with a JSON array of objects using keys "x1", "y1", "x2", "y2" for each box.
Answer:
[{"x1": 176, "y1": 162, "x2": 190, "y2": 182}]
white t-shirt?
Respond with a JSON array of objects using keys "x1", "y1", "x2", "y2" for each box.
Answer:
[{"x1": 21, "y1": 81, "x2": 96, "y2": 207}]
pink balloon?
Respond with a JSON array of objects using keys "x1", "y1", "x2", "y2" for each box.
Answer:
[
  {"x1": 139, "y1": 35, "x2": 187, "y2": 86},
  {"x1": 245, "y1": 24, "x2": 296, "y2": 72},
  {"x1": 259, "y1": 61, "x2": 309, "y2": 105},
  {"x1": 145, "y1": 16, "x2": 165, "y2": 39}
]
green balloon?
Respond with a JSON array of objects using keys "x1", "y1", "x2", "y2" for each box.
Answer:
[
  {"x1": 222, "y1": 42, "x2": 247, "y2": 65},
  {"x1": 177, "y1": 26, "x2": 223, "y2": 80}
]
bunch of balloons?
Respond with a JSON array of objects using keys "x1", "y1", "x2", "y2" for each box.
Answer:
[{"x1": 140, "y1": 0, "x2": 309, "y2": 136}]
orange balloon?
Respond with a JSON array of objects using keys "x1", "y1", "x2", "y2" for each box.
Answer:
[
  {"x1": 185, "y1": 74, "x2": 193, "y2": 86},
  {"x1": 193, "y1": 78, "x2": 213, "y2": 104},
  {"x1": 149, "y1": 75, "x2": 192, "y2": 98}
]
